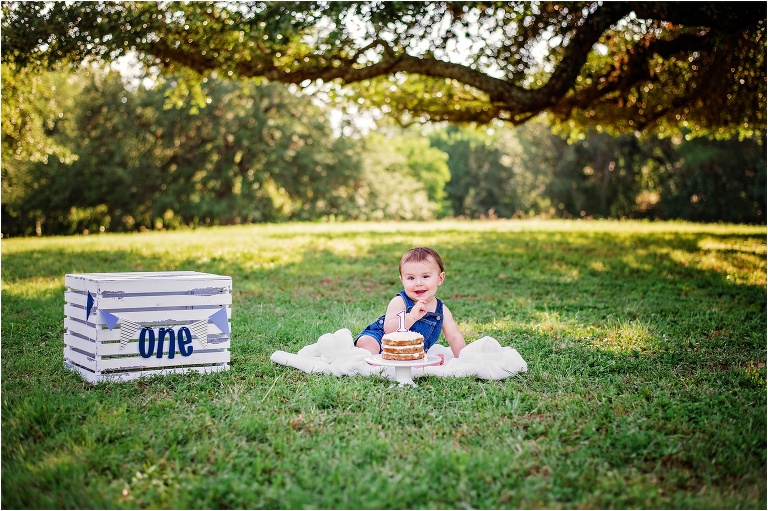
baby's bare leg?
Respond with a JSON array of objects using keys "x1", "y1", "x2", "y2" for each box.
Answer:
[{"x1": 355, "y1": 335, "x2": 381, "y2": 355}]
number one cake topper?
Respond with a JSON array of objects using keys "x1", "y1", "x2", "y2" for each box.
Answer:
[{"x1": 396, "y1": 310, "x2": 407, "y2": 332}]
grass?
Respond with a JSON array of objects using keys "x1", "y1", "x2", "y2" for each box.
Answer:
[{"x1": 2, "y1": 219, "x2": 766, "y2": 509}]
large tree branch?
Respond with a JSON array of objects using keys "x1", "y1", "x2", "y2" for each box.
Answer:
[
  {"x1": 551, "y1": 25, "x2": 750, "y2": 123},
  {"x1": 3, "y1": 1, "x2": 764, "y2": 133},
  {"x1": 535, "y1": 2, "x2": 634, "y2": 112},
  {"x1": 628, "y1": 1, "x2": 766, "y2": 33},
  {"x1": 143, "y1": 3, "x2": 635, "y2": 123}
]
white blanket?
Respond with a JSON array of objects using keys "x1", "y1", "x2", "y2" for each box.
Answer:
[{"x1": 270, "y1": 328, "x2": 527, "y2": 382}]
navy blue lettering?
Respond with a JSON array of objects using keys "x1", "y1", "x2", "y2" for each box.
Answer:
[
  {"x1": 139, "y1": 327, "x2": 155, "y2": 358},
  {"x1": 178, "y1": 327, "x2": 193, "y2": 357},
  {"x1": 158, "y1": 327, "x2": 176, "y2": 359}
]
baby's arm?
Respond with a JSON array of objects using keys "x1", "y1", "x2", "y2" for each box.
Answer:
[
  {"x1": 383, "y1": 295, "x2": 429, "y2": 333},
  {"x1": 441, "y1": 305, "x2": 466, "y2": 358},
  {"x1": 383, "y1": 295, "x2": 408, "y2": 334}
]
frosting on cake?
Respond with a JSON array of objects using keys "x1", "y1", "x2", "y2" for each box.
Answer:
[{"x1": 382, "y1": 331, "x2": 425, "y2": 361}]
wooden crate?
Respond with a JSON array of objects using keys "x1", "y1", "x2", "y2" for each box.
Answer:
[{"x1": 64, "y1": 271, "x2": 232, "y2": 384}]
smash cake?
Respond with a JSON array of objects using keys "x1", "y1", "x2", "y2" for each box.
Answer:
[{"x1": 381, "y1": 331, "x2": 425, "y2": 361}]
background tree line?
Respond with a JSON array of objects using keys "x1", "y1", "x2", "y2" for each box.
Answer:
[{"x1": 2, "y1": 64, "x2": 765, "y2": 237}]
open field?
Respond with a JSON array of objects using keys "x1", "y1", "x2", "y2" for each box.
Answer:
[{"x1": 2, "y1": 219, "x2": 766, "y2": 509}]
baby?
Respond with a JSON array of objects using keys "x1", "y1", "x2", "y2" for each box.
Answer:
[{"x1": 355, "y1": 246, "x2": 466, "y2": 358}]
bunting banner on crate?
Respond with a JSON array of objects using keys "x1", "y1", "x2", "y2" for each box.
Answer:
[
  {"x1": 64, "y1": 271, "x2": 232, "y2": 384},
  {"x1": 88, "y1": 290, "x2": 231, "y2": 349}
]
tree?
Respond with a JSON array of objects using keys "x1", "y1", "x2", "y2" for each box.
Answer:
[
  {"x1": 389, "y1": 133, "x2": 451, "y2": 212},
  {"x1": 430, "y1": 126, "x2": 508, "y2": 218},
  {"x1": 546, "y1": 131, "x2": 648, "y2": 218},
  {"x1": 344, "y1": 131, "x2": 447, "y2": 221},
  {"x1": 1, "y1": 64, "x2": 80, "y2": 234},
  {"x1": 3, "y1": 2, "x2": 765, "y2": 137},
  {"x1": 430, "y1": 122, "x2": 565, "y2": 218},
  {"x1": 654, "y1": 136, "x2": 767, "y2": 223},
  {"x1": 1, "y1": 65, "x2": 365, "y2": 235}
]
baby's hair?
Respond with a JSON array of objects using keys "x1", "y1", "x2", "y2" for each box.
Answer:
[{"x1": 400, "y1": 246, "x2": 444, "y2": 275}]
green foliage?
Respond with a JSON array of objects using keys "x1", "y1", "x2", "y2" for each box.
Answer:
[
  {"x1": 2, "y1": 64, "x2": 764, "y2": 236},
  {"x1": 346, "y1": 74, "x2": 498, "y2": 125},
  {"x1": 2, "y1": 66, "x2": 367, "y2": 235},
  {"x1": 547, "y1": 132, "x2": 646, "y2": 218},
  {"x1": 431, "y1": 125, "x2": 512, "y2": 218},
  {"x1": 1, "y1": 220, "x2": 766, "y2": 508},
  {"x1": 430, "y1": 122, "x2": 766, "y2": 223},
  {"x1": 3, "y1": 2, "x2": 765, "y2": 137},
  {"x1": 430, "y1": 123, "x2": 562, "y2": 218},
  {"x1": 1, "y1": 64, "x2": 80, "y2": 234},
  {"x1": 551, "y1": 9, "x2": 767, "y2": 140},
  {"x1": 343, "y1": 132, "x2": 438, "y2": 221},
  {"x1": 655, "y1": 136, "x2": 768, "y2": 223},
  {"x1": 395, "y1": 134, "x2": 451, "y2": 208}
]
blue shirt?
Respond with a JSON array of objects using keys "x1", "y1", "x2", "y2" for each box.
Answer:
[{"x1": 356, "y1": 290, "x2": 445, "y2": 351}]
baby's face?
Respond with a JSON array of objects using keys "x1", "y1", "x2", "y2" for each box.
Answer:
[{"x1": 400, "y1": 257, "x2": 445, "y2": 303}]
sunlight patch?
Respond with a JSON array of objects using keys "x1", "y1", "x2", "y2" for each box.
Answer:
[
  {"x1": 592, "y1": 318, "x2": 658, "y2": 353},
  {"x1": 589, "y1": 260, "x2": 607, "y2": 272},
  {"x1": 2, "y1": 277, "x2": 62, "y2": 299},
  {"x1": 621, "y1": 252, "x2": 654, "y2": 272},
  {"x1": 29, "y1": 443, "x2": 84, "y2": 479},
  {"x1": 529, "y1": 309, "x2": 573, "y2": 341},
  {"x1": 698, "y1": 237, "x2": 767, "y2": 255},
  {"x1": 458, "y1": 319, "x2": 485, "y2": 341},
  {"x1": 742, "y1": 361, "x2": 767, "y2": 387}
]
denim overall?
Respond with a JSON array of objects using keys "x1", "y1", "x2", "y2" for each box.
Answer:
[{"x1": 356, "y1": 290, "x2": 445, "y2": 353}]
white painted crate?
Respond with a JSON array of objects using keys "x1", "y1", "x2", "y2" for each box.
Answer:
[{"x1": 64, "y1": 271, "x2": 232, "y2": 384}]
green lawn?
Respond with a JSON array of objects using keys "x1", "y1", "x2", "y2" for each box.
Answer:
[{"x1": 2, "y1": 219, "x2": 766, "y2": 509}]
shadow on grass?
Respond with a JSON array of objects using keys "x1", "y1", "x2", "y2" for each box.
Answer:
[
  {"x1": 2, "y1": 227, "x2": 765, "y2": 508},
  {"x1": 2, "y1": 227, "x2": 765, "y2": 394},
  {"x1": 2, "y1": 227, "x2": 765, "y2": 357}
]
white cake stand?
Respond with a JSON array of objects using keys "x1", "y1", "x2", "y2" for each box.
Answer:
[{"x1": 365, "y1": 354, "x2": 442, "y2": 387}]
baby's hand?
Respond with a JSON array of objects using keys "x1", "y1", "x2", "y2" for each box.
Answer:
[{"x1": 410, "y1": 300, "x2": 429, "y2": 321}]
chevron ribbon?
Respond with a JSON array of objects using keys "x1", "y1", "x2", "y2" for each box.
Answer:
[
  {"x1": 119, "y1": 320, "x2": 143, "y2": 349},
  {"x1": 190, "y1": 319, "x2": 208, "y2": 348},
  {"x1": 97, "y1": 306, "x2": 225, "y2": 350}
]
